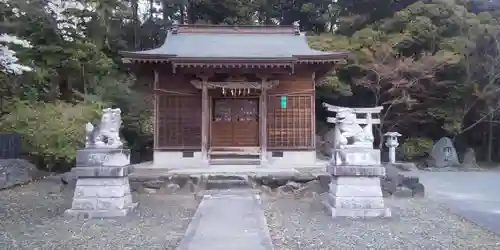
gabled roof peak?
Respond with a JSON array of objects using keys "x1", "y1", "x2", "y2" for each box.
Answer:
[{"x1": 171, "y1": 24, "x2": 301, "y2": 36}]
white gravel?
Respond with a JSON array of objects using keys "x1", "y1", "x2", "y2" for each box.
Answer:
[
  {"x1": 263, "y1": 195, "x2": 500, "y2": 250},
  {"x1": 3, "y1": 177, "x2": 500, "y2": 250},
  {"x1": 0, "y1": 178, "x2": 199, "y2": 250}
]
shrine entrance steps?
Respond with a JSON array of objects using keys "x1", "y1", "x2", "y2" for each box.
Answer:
[{"x1": 209, "y1": 147, "x2": 261, "y2": 165}]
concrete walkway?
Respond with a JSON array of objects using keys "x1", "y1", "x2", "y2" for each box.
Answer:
[
  {"x1": 177, "y1": 190, "x2": 274, "y2": 250},
  {"x1": 416, "y1": 171, "x2": 500, "y2": 234}
]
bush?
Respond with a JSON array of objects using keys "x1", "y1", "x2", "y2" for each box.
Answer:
[
  {"x1": 400, "y1": 137, "x2": 434, "y2": 161},
  {"x1": 0, "y1": 100, "x2": 101, "y2": 171},
  {"x1": 92, "y1": 75, "x2": 154, "y2": 163}
]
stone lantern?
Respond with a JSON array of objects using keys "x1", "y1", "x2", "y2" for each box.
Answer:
[{"x1": 384, "y1": 132, "x2": 402, "y2": 164}]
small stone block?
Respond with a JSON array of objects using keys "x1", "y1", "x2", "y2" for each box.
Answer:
[
  {"x1": 327, "y1": 194, "x2": 385, "y2": 209},
  {"x1": 76, "y1": 178, "x2": 129, "y2": 186},
  {"x1": 331, "y1": 148, "x2": 381, "y2": 166},
  {"x1": 64, "y1": 203, "x2": 137, "y2": 219},
  {"x1": 324, "y1": 202, "x2": 391, "y2": 218},
  {"x1": 96, "y1": 195, "x2": 133, "y2": 210},
  {"x1": 71, "y1": 198, "x2": 97, "y2": 210},
  {"x1": 330, "y1": 184, "x2": 384, "y2": 197},
  {"x1": 74, "y1": 185, "x2": 131, "y2": 198},
  {"x1": 329, "y1": 166, "x2": 386, "y2": 177},
  {"x1": 76, "y1": 148, "x2": 130, "y2": 168},
  {"x1": 72, "y1": 165, "x2": 132, "y2": 177},
  {"x1": 70, "y1": 195, "x2": 133, "y2": 210},
  {"x1": 393, "y1": 187, "x2": 413, "y2": 198},
  {"x1": 334, "y1": 177, "x2": 381, "y2": 186}
]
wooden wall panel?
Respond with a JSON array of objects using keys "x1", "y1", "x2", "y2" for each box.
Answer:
[
  {"x1": 267, "y1": 72, "x2": 315, "y2": 150},
  {"x1": 267, "y1": 95, "x2": 313, "y2": 149},
  {"x1": 268, "y1": 74, "x2": 314, "y2": 94},
  {"x1": 155, "y1": 74, "x2": 202, "y2": 149},
  {"x1": 157, "y1": 74, "x2": 199, "y2": 94}
]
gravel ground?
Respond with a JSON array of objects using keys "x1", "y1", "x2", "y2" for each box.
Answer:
[
  {"x1": 263, "y1": 195, "x2": 500, "y2": 250},
  {"x1": 0, "y1": 178, "x2": 199, "y2": 250}
]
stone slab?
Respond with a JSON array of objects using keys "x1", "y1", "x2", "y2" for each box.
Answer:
[
  {"x1": 327, "y1": 194, "x2": 385, "y2": 209},
  {"x1": 76, "y1": 178, "x2": 129, "y2": 186},
  {"x1": 177, "y1": 190, "x2": 274, "y2": 250},
  {"x1": 331, "y1": 148, "x2": 381, "y2": 166},
  {"x1": 329, "y1": 183, "x2": 384, "y2": 197},
  {"x1": 71, "y1": 194, "x2": 134, "y2": 210},
  {"x1": 64, "y1": 203, "x2": 137, "y2": 219},
  {"x1": 334, "y1": 177, "x2": 381, "y2": 186},
  {"x1": 72, "y1": 165, "x2": 133, "y2": 178},
  {"x1": 74, "y1": 185, "x2": 131, "y2": 198},
  {"x1": 323, "y1": 201, "x2": 391, "y2": 218},
  {"x1": 328, "y1": 165, "x2": 386, "y2": 177},
  {"x1": 76, "y1": 148, "x2": 130, "y2": 167}
]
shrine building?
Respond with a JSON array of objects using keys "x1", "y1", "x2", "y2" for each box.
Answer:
[{"x1": 120, "y1": 24, "x2": 348, "y2": 168}]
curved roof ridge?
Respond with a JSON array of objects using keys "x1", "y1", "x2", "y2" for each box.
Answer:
[{"x1": 174, "y1": 24, "x2": 300, "y2": 35}]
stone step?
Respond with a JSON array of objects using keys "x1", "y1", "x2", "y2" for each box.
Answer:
[
  {"x1": 206, "y1": 175, "x2": 250, "y2": 190},
  {"x1": 210, "y1": 151, "x2": 260, "y2": 157},
  {"x1": 209, "y1": 158, "x2": 261, "y2": 165},
  {"x1": 206, "y1": 180, "x2": 250, "y2": 190}
]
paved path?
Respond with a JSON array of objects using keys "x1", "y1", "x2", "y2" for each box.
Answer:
[
  {"x1": 177, "y1": 190, "x2": 274, "y2": 250},
  {"x1": 416, "y1": 171, "x2": 500, "y2": 234}
]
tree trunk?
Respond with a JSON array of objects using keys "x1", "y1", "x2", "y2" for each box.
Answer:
[
  {"x1": 59, "y1": 77, "x2": 72, "y2": 102},
  {"x1": 487, "y1": 107, "x2": 494, "y2": 162},
  {"x1": 180, "y1": 4, "x2": 185, "y2": 24},
  {"x1": 149, "y1": 0, "x2": 154, "y2": 19},
  {"x1": 132, "y1": 0, "x2": 139, "y2": 49}
]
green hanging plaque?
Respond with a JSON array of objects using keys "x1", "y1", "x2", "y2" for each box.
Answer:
[{"x1": 281, "y1": 96, "x2": 287, "y2": 109}]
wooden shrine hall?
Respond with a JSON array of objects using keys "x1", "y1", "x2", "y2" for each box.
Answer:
[{"x1": 121, "y1": 24, "x2": 348, "y2": 168}]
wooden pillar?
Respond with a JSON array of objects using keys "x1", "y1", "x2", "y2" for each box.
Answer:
[
  {"x1": 311, "y1": 72, "x2": 316, "y2": 149},
  {"x1": 201, "y1": 79, "x2": 209, "y2": 165},
  {"x1": 153, "y1": 69, "x2": 159, "y2": 150},
  {"x1": 260, "y1": 83, "x2": 268, "y2": 165}
]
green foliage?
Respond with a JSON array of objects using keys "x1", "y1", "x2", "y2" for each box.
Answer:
[
  {"x1": 92, "y1": 75, "x2": 154, "y2": 152},
  {"x1": 400, "y1": 137, "x2": 434, "y2": 161},
  {"x1": 2, "y1": 0, "x2": 500, "y2": 165},
  {"x1": 0, "y1": 100, "x2": 102, "y2": 171}
]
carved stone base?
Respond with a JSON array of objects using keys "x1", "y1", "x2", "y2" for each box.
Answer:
[
  {"x1": 66, "y1": 148, "x2": 136, "y2": 218},
  {"x1": 65, "y1": 177, "x2": 137, "y2": 219},
  {"x1": 76, "y1": 148, "x2": 130, "y2": 168},
  {"x1": 331, "y1": 148, "x2": 381, "y2": 166},
  {"x1": 324, "y1": 175, "x2": 391, "y2": 218}
]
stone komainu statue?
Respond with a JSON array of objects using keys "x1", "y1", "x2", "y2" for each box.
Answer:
[
  {"x1": 329, "y1": 107, "x2": 374, "y2": 149},
  {"x1": 85, "y1": 108, "x2": 123, "y2": 149}
]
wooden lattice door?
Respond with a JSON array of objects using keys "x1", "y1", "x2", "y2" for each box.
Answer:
[{"x1": 211, "y1": 98, "x2": 259, "y2": 147}]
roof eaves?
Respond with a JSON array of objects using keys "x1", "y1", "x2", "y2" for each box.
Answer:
[
  {"x1": 293, "y1": 51, "x2": 350, "y2": 60},
  {"x1": 171, "y1": 57, "x2": 297, "y2": 62},
  {"x1": 120, "y1": 52, "x2": 177, "y2": 59}
]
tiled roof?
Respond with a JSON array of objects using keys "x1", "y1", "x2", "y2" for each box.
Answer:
[{"x1": 121, "y1": 25, "x2": 348, "y2": 61}]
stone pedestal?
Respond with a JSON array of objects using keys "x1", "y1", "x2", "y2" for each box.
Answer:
[
  {"x1": 332, "y1": 148, "x2": 381, "y2": 166},
  {"x1": 325, "y1": 149, "x2": 391, "y2": 218},
  {"x1": 65, "y1": 149, "x2": 137, "y2": 219}
]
